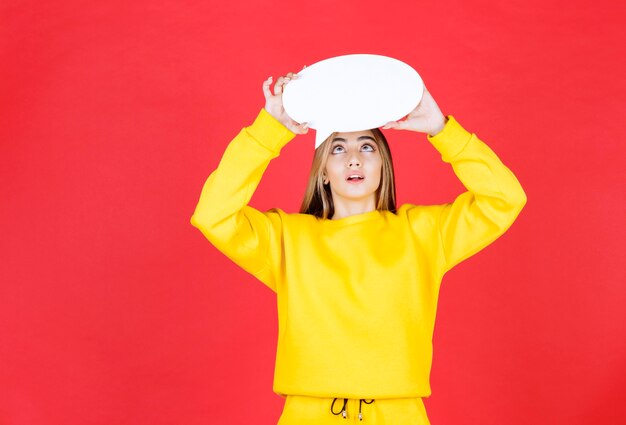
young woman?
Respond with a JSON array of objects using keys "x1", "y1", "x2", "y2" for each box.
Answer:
[{"x1": 191, "y1": 71, "x2": 527, "y2": 424}]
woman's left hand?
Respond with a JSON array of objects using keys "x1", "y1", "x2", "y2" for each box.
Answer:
[{"x1": 382, "y1": 87, "x2": 447, "y2": 136}]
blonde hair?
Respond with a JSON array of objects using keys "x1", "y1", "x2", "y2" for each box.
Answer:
[{"x1": 299, "y1": 128, "x2": 397, "y2": 219}]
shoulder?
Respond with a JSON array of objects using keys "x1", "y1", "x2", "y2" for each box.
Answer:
[
  {"x1": 262, "y1": 207, "x2": 320, "y2": 225},
  {"x1": 396, "y1": 203, "x2": 447, "y2": 221},
  {"x1": 395, "y1": 203, "x2": 453, "y2": 236}
]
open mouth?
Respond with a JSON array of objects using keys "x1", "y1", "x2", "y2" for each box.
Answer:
[{"x1": 346, "y1": 175, "x2": 365, "y2": 183}]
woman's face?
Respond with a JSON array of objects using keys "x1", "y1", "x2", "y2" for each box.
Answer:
[{"x1": 323, "y1": 130, "x2": 383, "y2": 205}]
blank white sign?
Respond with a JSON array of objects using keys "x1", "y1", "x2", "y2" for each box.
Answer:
[{"x1": 283, "y1": 54, "x2": 424, "y2": 148}]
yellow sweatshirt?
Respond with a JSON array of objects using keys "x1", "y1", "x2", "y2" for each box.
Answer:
[{"x1": 191, "y1": 109, "x2": 527, "y2": 399}]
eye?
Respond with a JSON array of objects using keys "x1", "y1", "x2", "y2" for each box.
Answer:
[
  {"x1": 331, "y1": 145, "x2": 345, "y2": 154},
  {"x1": 362, "y1": 143, "x2": 375, "y2": 152}
]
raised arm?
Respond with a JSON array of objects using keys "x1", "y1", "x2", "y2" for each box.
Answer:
[
  {"x1": 426, "y1": 117, "x2": 527, "y2": 271},
  {"x1": 385, "y1": 86, "x2": 527, "y2": 272},
  {"x1": 190, "y1": 74, "x2": 308, "y2": 291}
]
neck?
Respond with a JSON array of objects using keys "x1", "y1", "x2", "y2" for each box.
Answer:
[{"x1": 331, "y1": 197, "x2": 377, "y2": 220}]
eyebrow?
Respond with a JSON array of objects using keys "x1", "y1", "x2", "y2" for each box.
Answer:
[{"x1": 331, "y1": 135, "x2": 377, "y2": 143}]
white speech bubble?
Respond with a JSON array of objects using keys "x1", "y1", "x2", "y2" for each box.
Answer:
[{"x1": 282, "y1": 54, "x2": 424, "y2": 148}]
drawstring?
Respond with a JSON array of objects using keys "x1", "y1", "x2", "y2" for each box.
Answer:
[
  {"x1": 359, "y1": 399, "x2": 375, "y2": 421},
  {"x1": 331, "y1": 398, "x2": 348, "y2": 418},
  {"x1": 331, "y1": 398, "x2": 375, "y2": 421}
]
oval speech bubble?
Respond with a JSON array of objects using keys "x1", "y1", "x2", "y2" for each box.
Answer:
[{"x1": 282, "y1": 54, "x2": 424, "y2": 148}]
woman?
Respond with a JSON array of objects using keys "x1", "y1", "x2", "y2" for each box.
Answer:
[{"x1": 191, "y1": 71, "x2": 527, "y2": 424}]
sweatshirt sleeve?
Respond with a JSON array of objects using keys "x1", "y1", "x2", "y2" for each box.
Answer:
[
  {"x1": 425, "y1": 116, "x2": 527, "y2": 273},
  {"x1": 190, "y1": 109, "x2": 296, "y2": 292}
]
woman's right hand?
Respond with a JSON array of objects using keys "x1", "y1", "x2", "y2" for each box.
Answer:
[{"x1": 262, "y1": 72, "x2": 309, "y2": 135}]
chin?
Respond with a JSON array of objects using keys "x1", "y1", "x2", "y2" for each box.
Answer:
[{"x1": 337, "y1": 188, "x2": 378, "y2": 200}]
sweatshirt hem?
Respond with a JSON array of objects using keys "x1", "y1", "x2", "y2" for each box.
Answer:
[
  {"x1": 246, "y1": 108, "x2": 295, "y2": 153},
  {"x1": 273, "y1": 386, "x2": 432, "y2": 400},
  {"x1": 427, "y1": 115, "x2": 473, "y2": 162}
]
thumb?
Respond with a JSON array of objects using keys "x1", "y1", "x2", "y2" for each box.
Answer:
[{"x1": 293, "y1": 122, "x2": 309, "y2": 134}]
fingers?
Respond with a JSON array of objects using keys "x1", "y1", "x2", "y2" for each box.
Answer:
[
  {"x1": 274, "y1": 76, "x2": 289, "y2": 95},
  {"x1": 382, "y1": 120, "x2": 410, "y2": 130},
  {"x1": 382, "y1": 121, "x2": 400, "y2": 130},
  {"x1": 263, "y1": 71, "x2": 301, "y2": 98},
  {"x1": 273, "y1": 72, "x2": 299, "y2": 95},
  {"x1": 262, "y1": 76, "x2": 273, "y2": 99}
]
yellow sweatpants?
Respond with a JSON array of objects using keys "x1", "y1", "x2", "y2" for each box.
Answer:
[{"x1": 277, "y1": 395, "x2": 431, "y2": 424}]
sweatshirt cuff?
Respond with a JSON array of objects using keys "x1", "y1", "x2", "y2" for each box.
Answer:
[
  {"x1": 426, "y1": 115, "x2": 473, "y2": 162},
  {"x1": 246, "y1": 108, "x2": 296, "y2": 153}
]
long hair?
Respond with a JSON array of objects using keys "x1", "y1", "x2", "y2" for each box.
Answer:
[{"x1": 299, "y1": 128, "x2": 397, "y2": 219}]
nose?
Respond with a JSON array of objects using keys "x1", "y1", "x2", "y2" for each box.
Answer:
[{"x1": 346, "y1": 153, "x2": 361, "y2": 167}]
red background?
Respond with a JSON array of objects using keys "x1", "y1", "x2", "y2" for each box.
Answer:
[{"x1": 1, "y1": 0, "x2": 624, "y2": 424}]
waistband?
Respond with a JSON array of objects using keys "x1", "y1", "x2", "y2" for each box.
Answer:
[{"x1": 330, "y1": 398, "x2": 375, "y2": 421}]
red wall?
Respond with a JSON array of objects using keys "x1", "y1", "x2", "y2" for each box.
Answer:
[{"x1": 1, "y1": 0, "x2": 624, "y2": 424}]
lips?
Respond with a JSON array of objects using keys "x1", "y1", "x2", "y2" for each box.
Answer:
[
  {"x1": 346, "y1": 175, "x2": 365, "y2": 185},
  {"x1": 345, "y1": 172, "x2": 365, "y2": 181}
]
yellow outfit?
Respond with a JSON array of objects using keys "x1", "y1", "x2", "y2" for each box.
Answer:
[{"x1": 191, "y1": 109, "x2": 526, "y2": 422}]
